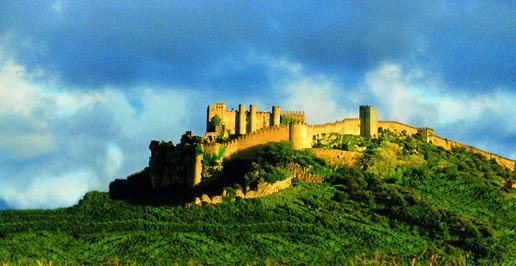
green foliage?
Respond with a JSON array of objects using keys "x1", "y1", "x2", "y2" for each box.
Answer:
[
  {"x1": 245, "y1": 162, "x2": 290, "y2": 190},
  {"x1": 313, "y1": 133, "x2": 369, "y2": 151},
  {"x1": 280, "y1": 115, "x2": 300, "y2": 125},
  {"x1": 1, "y1": 131, "x2": 515, "y2": 264},
  {"x1": 202, "y1": 146, "x2": 226, "y2": 167},
  {"x1": 211, "y1": 115, "x2": 222, "y2": 127}
]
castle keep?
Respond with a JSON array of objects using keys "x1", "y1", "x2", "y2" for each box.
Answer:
[
  {"x1": 146, "y1": 102, "x2": 515, "y2": 189},
  {"x1": 205, "y1": 102, "x2": 304, "y2": 139}
]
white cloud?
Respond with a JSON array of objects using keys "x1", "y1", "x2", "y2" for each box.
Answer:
[
  {"x1": 103, "y1": 143, "x2": 124, "y2": 180},
  {"x1": 0, "y1": 61, "x2": 205, "y2": 209},
  {"x1": 365, "y1": 63, "x2": 516, "y2": 127},
  {"x1": 364, "y1": 63, "x2": 516, "y2": 156},
  {"x1": 279, "y1": 77, "x2": 342, "y2": 124},
  {"x1": 0, "y1": 63, "x2": 39, "y2": 116},
  {"x1": 266, "y1": 58, "x2": 356, "y2": 124},
  {"x1": 0, "y1": 169, "x2": 97, "y2": 209},
  {"x1": 365, "y1": 63, "x2": 435, "y2": 123},
  {"x1": 0, "y1": 131, "x2": 55, "y2": 159}
]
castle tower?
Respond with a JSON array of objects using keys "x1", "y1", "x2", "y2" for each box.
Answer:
[
  {"x1": 359, "y1": 105, "x2": 378, "y2": 138},
  {"x1": 289, "y1": 122, "x2": 310, "y2": 150},
  {"x1": 418, "y1": 127, "x2": 434, "y2": 143},
  {"x1": 249, "y1": 104, "x2": 257, "y2": 133},
  {"x1": 206, "y1": 102, "x2": 226, "y2": 132},
  {"x1": 272, "y1": 105, "x2": 280, "y2": 127},
  {"x1": 238, "y1": 104, "x2": 247, "y2": 135}
]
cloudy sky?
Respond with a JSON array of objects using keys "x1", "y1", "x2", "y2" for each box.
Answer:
[{"x1": 0, "y1": 1, "x2": 514, "y2": 209}]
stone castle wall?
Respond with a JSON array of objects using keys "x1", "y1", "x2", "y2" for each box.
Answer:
[
  {"x1": 203, "y1": 124, "x2": 291, "y2": 159},
  {"x1": 308, "y1": 118, "x2": 361, "y2": 138},
  {"x1": 377, "y1": 121, "x2": 420, "y2": 135},
  {"x1": 281, "y1": 111, "x2": 305, "y2": 122},
  {"x1": 433, "y1": 135, "x2": 515, "y2": 170},
  {"x1": 206, "y1": 103, "x2": 304, "y2": 137},
  {"x1": 204, "y1": 116, "x2": 514, "y2": 172}
]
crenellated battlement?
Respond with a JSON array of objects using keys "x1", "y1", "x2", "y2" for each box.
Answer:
[
  {"x1": 281, "y1": 111, "x2": 304, "y2": 115},
  {"x1": 206, "y1": 103, "x2": 305, "y2": 137}
]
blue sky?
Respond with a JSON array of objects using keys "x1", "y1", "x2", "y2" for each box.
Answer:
[{"x1": 0, "y1": 1, "x2": 514, "y2": 209}]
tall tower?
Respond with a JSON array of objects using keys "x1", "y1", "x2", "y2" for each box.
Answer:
[
  {"x1": 238, "y1": 104, "x2": 247, "y2": 135},
  {"x1": 418, "y1": 127, "x2": 434, "y2": 143},
  {"x1": 249, "y1": 104, "x2": 257, "y2": 133},
  {"x1": 359, "y1": 105, "x2": 378, "y2": 138},
  {"x1": 289, "y1": 122, "x2": 309, "y2": 150},
  {"x1": 272, "y1": 105, "x2": 281, "y2": 126},
  {"x1": 206, "y1": 102, "x2": 226, "y2": 133}
]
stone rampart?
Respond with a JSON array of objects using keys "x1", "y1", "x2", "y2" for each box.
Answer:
[
  {"x1": 253, "y1": 111, "x2": 271, "y2": 132},
  {"x1": 243, "y1": 177, "x2": 293, "y2": 198},
  {"x1": 224, "y1": 110, "x2": 237, "y2": 135},
  {"x1": 433, "y1": 135, "x2": 515, "y2": 170},
  {"x1": 281, "y1": 111, "x2": 305, "y2": 122},
  {"x1": 377, "y1": 121, "x2": 420, "y2": 135},
  {"x1": 203, "y1": 143, "x2": 220, "y2": 155},
  {"x1": 204, "y1": 124, "x2": 291, "y2": 159},
  {"x1": 308, "y1": 118, "x2": 361, "y2": 137}
]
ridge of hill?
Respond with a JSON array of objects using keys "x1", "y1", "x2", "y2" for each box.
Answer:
[{"x1": 0, "y1": 130, "x2": 515, "y2": 265}]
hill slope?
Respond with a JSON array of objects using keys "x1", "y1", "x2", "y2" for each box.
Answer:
[{"x1": 0, "y1": 131, "x2": 514, "y2": 265}]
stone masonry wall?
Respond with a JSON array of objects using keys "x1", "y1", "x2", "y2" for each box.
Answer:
[
  {"x1": 308, "y1": 118, "x2": 361, "y2": 138},
  {"x1": 377, "y1": 121, "x2": 420, "y2": 135},
  {"x1": 203, "y1": 125, "x2": 291, "y2": 159},
  {"x1": 433, "y1": 135, "x2": 515, "y2": 170}
]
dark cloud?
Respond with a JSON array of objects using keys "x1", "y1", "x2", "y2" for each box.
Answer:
[
  {"x1": 0, "y1": 1, "x2": 514, "y2": 209},
  {"x1": 412, "y1": 1, "x2": 516, "y2": 90},
  {"x1": 1, "y1": 1, "x2": 513, "y2": 91}
]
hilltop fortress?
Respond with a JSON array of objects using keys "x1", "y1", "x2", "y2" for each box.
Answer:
[{"x1": 142, "y1": 102, "x2": 515, "y2": 190}]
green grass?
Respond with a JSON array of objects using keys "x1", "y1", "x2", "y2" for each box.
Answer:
[{"x1": 0, "y1": 132, "x2": 514, "y2": 265}]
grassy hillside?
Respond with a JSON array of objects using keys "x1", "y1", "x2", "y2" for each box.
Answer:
[{"x1": 0, "y1": 130, "x2": 514, "y2": 265}]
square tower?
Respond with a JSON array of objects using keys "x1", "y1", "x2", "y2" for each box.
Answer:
[{"x1": 360, "y1": 105, "x2": 378, "y2": 138}]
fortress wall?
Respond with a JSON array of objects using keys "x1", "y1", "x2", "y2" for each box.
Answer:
[
  {"x1": 222, "y1": 125, "x2": 291, "y2": 158},
  {"x1": 377, "y1": 121, "x2": 515, "y2": 170},
  {"x1": 224, "y1": 110, "x2": 237, "y2": 135},
  {"x1": 255, "y1": 112, "x2": 271, "y2": 131},
  {"x1": 203, "y1": 143, "x2": 220, "y2": 155},
  {"x1": 377, "y1": 121, "x2": 420, "y2": 135},
  {"x1": 281, "y1": 111, "x2": 305, "y2": 122},
  {"x1": 308, "y1": 118, "x2": 361, "y2": 137},
  {"x1": 433, "y1": 135, "x2": 515, "y2": 170},
  {"x1": 193, "y1": 154, "x2": 202, "y2": 186}
]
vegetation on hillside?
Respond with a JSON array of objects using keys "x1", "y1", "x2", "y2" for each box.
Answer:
[{"x1": 0, "y1": 130, "x2": 514, "y2": 265}]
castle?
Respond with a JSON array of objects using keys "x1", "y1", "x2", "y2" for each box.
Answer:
[
  {"x1": 146, "y1": 102, "x2": 515, "y2": 189},
  {"x1": 205, "y1": 102, "x2": 304, "y2": 139}
]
